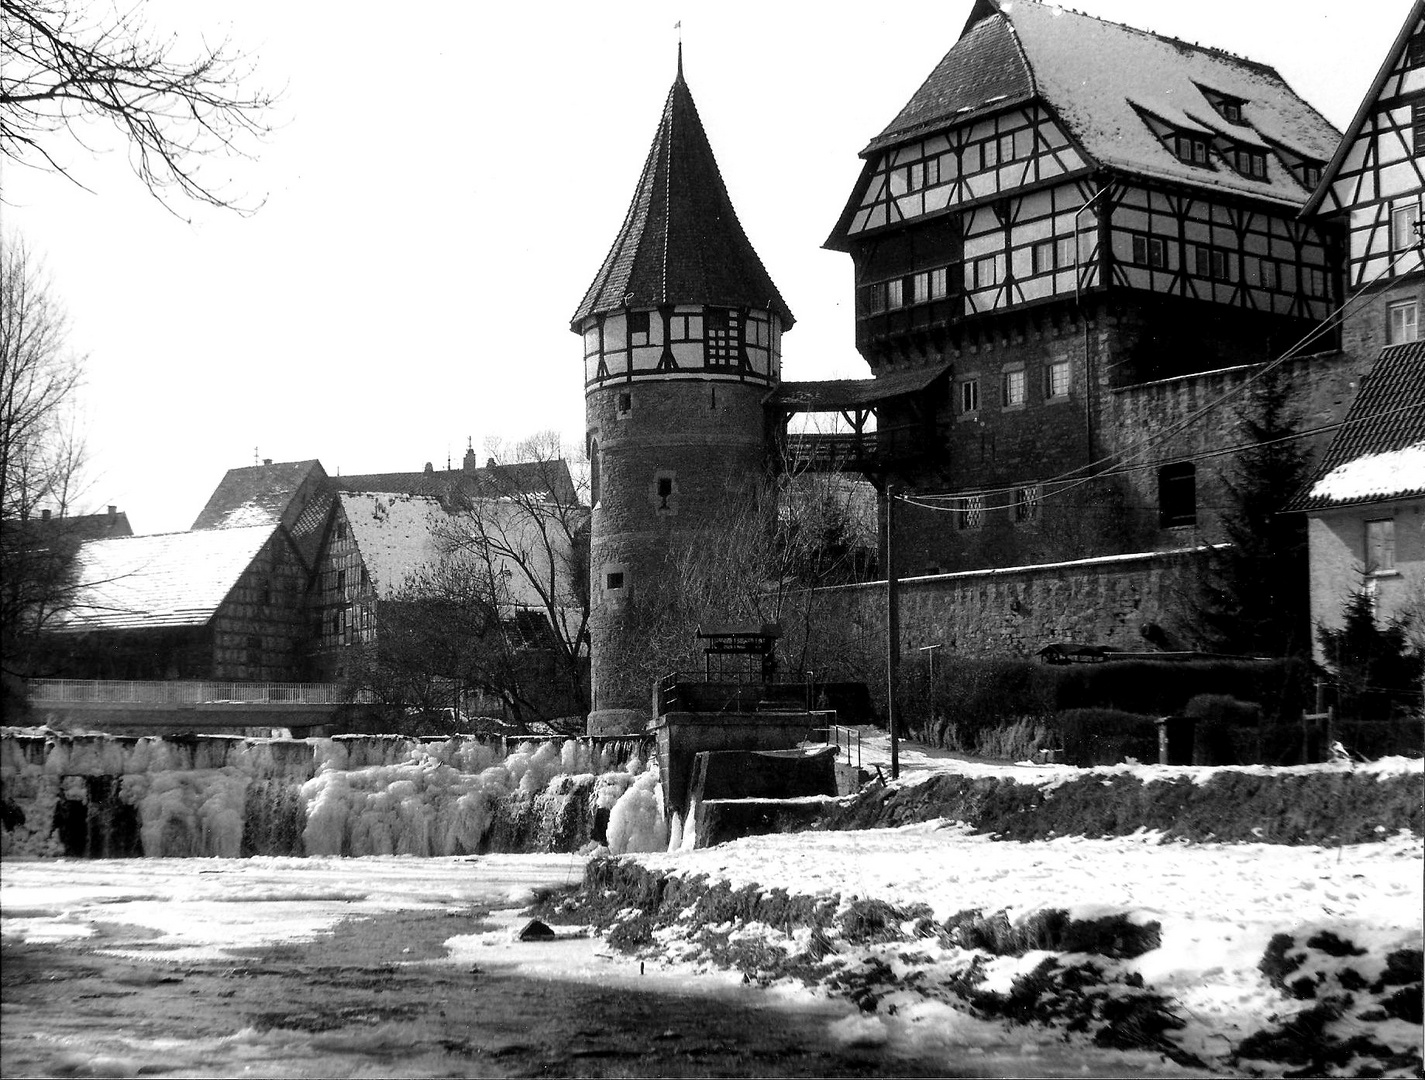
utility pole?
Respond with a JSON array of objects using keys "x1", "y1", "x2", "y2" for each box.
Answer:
[{"x1": 886, "y1": 484, "x2": 900, "y2": 780}]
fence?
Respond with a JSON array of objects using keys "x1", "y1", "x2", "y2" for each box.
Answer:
[{"x1": 27, "y1": 679, "x2": 375, "y2": 707}]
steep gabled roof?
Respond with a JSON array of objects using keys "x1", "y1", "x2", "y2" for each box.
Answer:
[
  {"x1": 335, "y1": 491, "x2": 573, "y2": 611},
  {"x1": 57, "y1": 525, "x2": 279, "y2": 632},
  {"x1": 191, "y1": 460, "x2": 327, "y2": 531},
  {"x1": 570, "y1": 55, "x2": 793, "y2": 330},
  {"x1": 1303, "y1": 0, "x2": 1425, "y2": 217},
  {"x1": 867, "y1": 5, "x2": 1035, "y2": 152},
  {"x1": 864, "y1": 0, "x2": 1338, "y2": 206},
  {"x1": 1290, "y1": 343, "x2": 1425, "y2": 511},
  {"x1": 335, "y1": 459, "x2": 578, "y2": 506}
]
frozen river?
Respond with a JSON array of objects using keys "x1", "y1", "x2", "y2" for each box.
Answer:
[{"x1": 0, "y1": 854, "x2": 1196, "y2": 1078}]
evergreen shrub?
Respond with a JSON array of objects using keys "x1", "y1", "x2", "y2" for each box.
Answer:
[
  {"x1": 1054, "y1": 709, "x2": 1159, "y2": 767},
  {"x1": 1185, "y1": 695, "x2": 1261, "y2": 766},
  {"x1": 922, "y1": 657, "x2": 1312, "y2": 758}
]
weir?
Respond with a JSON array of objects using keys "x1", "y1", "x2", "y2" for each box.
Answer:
[{"x1": 1, "y1": 731, "x2": 658, "y2": 859}]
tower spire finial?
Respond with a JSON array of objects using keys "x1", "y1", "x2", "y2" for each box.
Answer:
[{"x1": 675, "y1": 23, "x2": 683, "y2": 80}]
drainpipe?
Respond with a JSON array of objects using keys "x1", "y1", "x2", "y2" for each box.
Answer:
[{"x1": 1075, "y1": 183, "x2": 1111, "y2": 465}]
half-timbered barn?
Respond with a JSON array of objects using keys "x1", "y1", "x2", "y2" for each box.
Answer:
[
  {"x1": 48, "y1": 525, "x2": 312, "y2": 681},
  {"x1": 818, "y1": 0, "x2": 1351, "y2": 575}
]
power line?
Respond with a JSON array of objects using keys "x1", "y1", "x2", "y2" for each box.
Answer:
[
  {"x1": 893, "y1": 241, "x2": 1423, "y2": 515},
  {"x1": 898, "y1": 398, "x2": 1425, "y2": 515}
]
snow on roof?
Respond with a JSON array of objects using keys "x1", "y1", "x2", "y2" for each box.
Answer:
[
  {"x1": 1292, "y1": 343, "x2": 1425, "y2": 512},
  {"x1": 1007, "y1": 1, "x2": 1339, "y2": 202},
  {"x1": 191, "y1": 460, "x2": 326, "y2": 531},
  {"x1": 337, "y1": 493, "x2": 445, "y2": 599},
  {"x1": 58, "y1": 525, "x2": 277, "y2": 632},
  {"x1": 1307, "y1": 440, "x2": 1425, "y2": 506},
  {"x1": 338, "y1": 491, "x2": 577, "y2": 610},
  {"x1": 871, "y1": 0, "x2": 1339, "y2": 206}
]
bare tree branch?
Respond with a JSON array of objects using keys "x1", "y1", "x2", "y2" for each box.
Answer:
[
  {"x1": 1, "y1": 232, "x2": 91, "y2": 683},
  {"x1": 1, "y1": 0, "x2": 278, "y2": 214}
]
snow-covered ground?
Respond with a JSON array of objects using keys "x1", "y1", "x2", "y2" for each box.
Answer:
[{"x1": 4, "y1": 729, "x2": 1421, "y2": 1075}]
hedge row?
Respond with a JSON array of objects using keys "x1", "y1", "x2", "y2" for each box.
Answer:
[{"x1": 901, "y1": 657, "x2": 1315, "y2": 757}]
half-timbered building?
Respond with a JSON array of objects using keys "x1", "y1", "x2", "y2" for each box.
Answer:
[
  {"x1": 1305, "y1": 0, "x2": 1425, "y2": 362},
  {"x1": 1294, "y1": 0, "x2": 1425, "y2": 654},
  {"x1": 820, "y1": 0, "x2": 1350, "y2": 575}
]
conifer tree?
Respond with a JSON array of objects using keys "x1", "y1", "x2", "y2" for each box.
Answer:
[
  {"x1": 1195, "y1": 365, "x2": 1312, "y2": 657},
  {"x1": 1318, "y1": 589, "x2": 1423, "y2": 723}
]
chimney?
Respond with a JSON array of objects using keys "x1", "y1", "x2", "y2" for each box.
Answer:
[
  {"x1": 108, "y1": 505, "x2": 117, "y2": 518},
  {"x1": 263, "y1": 458, "x2": 272, "y2": 466},
  {"x1": 463, "y1": 446, "x2": 478, "y2": 474},
  {"x1": 486, "y1": 457, "x2": 497, "y2": 469},
  {"x1": 41, "y1": 509, "x2": 51, "y2": 522},
  {"x1": 424, "y1": 461, "x2": 434, "y2": 474}
]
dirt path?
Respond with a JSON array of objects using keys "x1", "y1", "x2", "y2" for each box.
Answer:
[{"x1": 2, "y1": 908, "x2": 976, "y2": 1079}]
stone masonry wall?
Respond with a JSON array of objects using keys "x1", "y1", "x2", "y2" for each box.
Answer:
[
  {"x1": 588, "y1": 378, "x2": 769, "y2": 714},
  {"x1": 787, "y1": 548, "x2": 1203, "y2": 706}
]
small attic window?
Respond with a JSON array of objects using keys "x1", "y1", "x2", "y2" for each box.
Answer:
[
  {"x1": 1301, "y1": 163, "x2": 1323, "y2": 188},
  {"x1": 1219, "y1": 100, "x2": 1243, "y2": 124},
  {"x1": 1228, "y1": 147, "x2": 1268, "y2": 180},
  {"x1": 1174, "y1": 134, "x2": 1210, "y2": 167}
]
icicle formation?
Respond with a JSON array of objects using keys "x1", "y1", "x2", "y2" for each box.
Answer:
[
  {"x1": 606, "y1": 766, "x2": 669, "y2": 854},
  {"x1": 0, "y1": 731, "x2": 659, "y2": 858}
]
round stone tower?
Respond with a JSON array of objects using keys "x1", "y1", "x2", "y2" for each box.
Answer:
[{"x1": 571, "y1": 53, "x2": 794, "y2": 731}]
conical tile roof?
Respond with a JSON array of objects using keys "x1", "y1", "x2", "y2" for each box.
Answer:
[{"x1": 571, "y1": 57, "x2": 793, "y2": 330}]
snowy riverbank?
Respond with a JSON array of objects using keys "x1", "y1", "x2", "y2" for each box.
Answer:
[
  {"x1": 547, "y1": 824, "x2": 1423, "y2": 1075},
  {"x1": 544, "y1": 742, "x2": 1424, "y2": 1076}
]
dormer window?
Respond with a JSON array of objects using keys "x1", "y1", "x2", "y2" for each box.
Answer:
[
  {"x1": 1174, "y1": 134, "x2": 1210, "y2": 166},
  {"x1": 1197, "y1": 85, "x2": 1248, "y2": 126},
  {"x1": 1229, "y1": 147, "x2": 1268, "y2": 179},
  {"x1": 1301, "y1": 163, "x2": 1322, "y2": 188}
]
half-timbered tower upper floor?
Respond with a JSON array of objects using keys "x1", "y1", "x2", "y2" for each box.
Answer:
[{"x1": 571, "y1": 53, "x2": 794, "y2": 398}]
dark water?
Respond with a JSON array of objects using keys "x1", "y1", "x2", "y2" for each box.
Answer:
[{"x1": 1, "y1": 908, "x2": 976, "y2": 1079}]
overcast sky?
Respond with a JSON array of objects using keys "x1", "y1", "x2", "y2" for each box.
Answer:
[{"x1": 0, "y1": 0, "x2": 1410, "y2": 534}]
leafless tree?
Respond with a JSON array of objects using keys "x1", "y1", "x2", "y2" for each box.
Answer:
[
  {"x1": 339, "y1": 435, "x2": 592, "y2": 733},
  {"x1": 0, "y1": 234, "x2": 88, "y2": 687},
  {"x1": 441, "y1": 432, "x2": 592, "y2": 721},
  {"x1": 600, "y1": 440, "x2": 880, "y2": 704},
  {"x1": 1, "y1": 0, "x2": 277, "y2": 213}
]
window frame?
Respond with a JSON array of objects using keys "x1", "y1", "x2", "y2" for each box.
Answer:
[
  {"x1": 1132, "y1": 234, "x2": 1167, "y2": 269},
  {"x1": 1391, "y1": 201, "x2": 1420, "y2": 252},
  {"x1": 1157, "y1": 462, "x2": 1198, "y2": 529},
  {"x1": 1013, "y1": 484, "x2": 1041, "y2": 525},
  {"x1": 1388, "y1": 299, "x2": 1419, "y2": 344},
  {"x1": 1044, "y1": 360, "x2": 1071, "y2": 399},
  {"x1": 627, "y1": 310, "x2": 651, "y2": 347},
  {"x1": 1365, "y1": 519, "x2": 1397, "y2": 574},
  {"x1": 959, "y1": 378, "x2": 981, "y2": 415},
  {"x1": 957, "y1": 494, "x2": 986, "y2": 532},
  {"x1": 1001, "y1": 367, "x2": 1026, "y2": 408}
]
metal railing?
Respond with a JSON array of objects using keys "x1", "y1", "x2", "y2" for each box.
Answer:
[
  {"x1": 27, "y1": 679, "x2": 375, "y2": 706},
  {"x1": 821, "y1": 723, "x2": 861, "y2": 769},
  {"x1": 657, "y1": 671, "x2": 813, "y2": 716}
]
